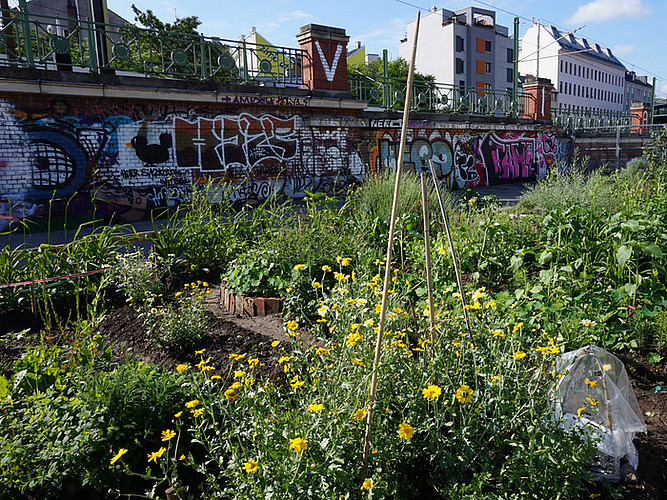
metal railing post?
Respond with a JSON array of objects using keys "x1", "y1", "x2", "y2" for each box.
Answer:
[
  {"x1": 200, "y1": 34, "x2": 208, "y2": 80},
  {"x1": 615, "y1": 126, "x2": 621, "y2": 171},
  {"x1": 85, "y1": 17, "x2": 98, "y2": 73},
  {"x1": 18, "y1": 0, "x2": 33, "y2": 67},
  {"x1": 242, "y1": 38, "x2": 249, "y2": 84},
  {"x1": 382, "y1": 49, "x2": 389, "y2": 108}
]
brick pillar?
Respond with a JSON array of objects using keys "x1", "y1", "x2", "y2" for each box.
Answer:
[
  {"x1": 631, "y1": 102, "x2": 651, "y2": 135},
  {"x1": 297, "y1": 24, "x2": 349, "y2": 94},
  {"x1": 523, "y1": 77, "x2": 553, "y2": 121}
]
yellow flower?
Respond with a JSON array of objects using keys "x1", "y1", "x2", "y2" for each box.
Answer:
[
  {"x1": 110, "y1": 448, "x2": 128, "y2": 465},
  {"x1": 587, "y1": 397, "x2": 599, "y2": 406},
  {"x1": 211, "y1": 375, "x2": 222, "y2": 380},
  {"x1": 229, "y1": 353, "x2": 246, "y2": 361},
  {"x1": 248, "y1": 358, "x2": 259, "y2": 368},
  {"x1": 161, "y1": 429, "x2": 176, "y2": 441},
  {"x1": 456, "y1": 385, "x2": 473, "y2": 403},
  {"x1": 577, "y1": 407, "x2": 585, "y2": 418},
  {"x1": 318, "y1": 305, "x2": 329, "y2": 317},
  {"x1": 437, "y1": 246, "x2": 448, "y2": 255},
  {"x1": 289, "y1": 437, "x2": 308, "y2": 453},
  {"x1": 286, "y1": 320, "x2": 299, "y2": 331},
  {"x1": 174, "y1": 411, "x2": 182, "y2": 418},
  {"x1": 225, "y1": 388, "x2": 238, "y2": 401},
  {"x1": 513, "y1": 350, "x2": 527, "y2": 360},
  {"x1": 191, "y1": 408, "x2": 204, "y2": 417},
  {"x1": 234, "y1": 370, "x2": 246, "y2": 378},
  {"x1": 231, "y1": 381, "x2": 242, "y2": 389},
  {"x1": 491, "y1": 329, "x2": 505, "y2": 338},
  {"x1": 271, "y1": 340, "x2": 280, "y2": 347},
  {"x1": 584, "y1": 378, "x2": 597, "y2": 388},
  {"x1": 352, "y1": 408, "x2": 367, "y2": 420},
  {"x1": 312, "y1": 281, "x2": 322, "y2": 288},
  {"x1": 580, "y1": 319, "x2": 597, "y2": 327},
  {"x1": 512, "y1": 322, "x2": 524, "y2": 333},
  {"x1": 293, "y1": 264, "x2": 307, "y2": 271},
  {"x1": 245, "y1": 377, "x2": 255, "y2": 387},
  {"x1": 185, "y1": 399, "x2": 199, "y2": 408},
  {"x1": 375, "y1": 259, "x2": 384, "y2": 265},
  {"x1": 352, "y1": 358, "x2": 364, "y2": 367},
  {"x1": 147, "y1": 447, "x2": 166, "y2": 463},
  {"x1": 362, "y1": 478, "x2": 373, "y2": 490},
  {"x1": 243, "y1": 459, "x2": 259, "y2": 473},
  {"x1": 179, "y1": 454, "x2": 186, "y2": 461},
  {"x1": 322, "y1": 265, "x2": 332, "y2": 272},
  {"x1": 422, "y1": 384, "x2": 442, "y2": 401},
  {"x1": 290, "y1": 375, "x2": 305, "y2": 389},
  {"x1": 307, "y1": 403, "x2": 324, "y2": 412},
  {"x1": 194, "y1": 349, "x2": 206, "y2": 355},
  {"x1": 174, "y1": 291, "x2": 183, "y2": 297},
  {"x1": 176, "y1": 363, "x2": 189, "y2": 373},
  {"x1": 347, "y1": 331, "x2": 362, "y2": 347},
  {"x1": 398, "y1": 422, "x2": 414, "y2": 440}
]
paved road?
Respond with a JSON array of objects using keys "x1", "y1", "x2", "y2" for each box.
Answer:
[{"x1": 0, "y1": 181, "x2": 536, "y2": 250}]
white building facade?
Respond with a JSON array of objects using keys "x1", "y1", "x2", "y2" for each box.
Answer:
[
  {"x1": 399, "y1": 6, "x2": 515, "y2": 93},
  {"x1": 519, "y1": 23, "x2": 626, "y2": 115}
]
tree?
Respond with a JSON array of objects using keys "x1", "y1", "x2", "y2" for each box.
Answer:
[
  {"x1": 348, "y1": 57, "x2": 435, "y2": 84},
  {"x1": 129, "y1": 5, "x2": 202, "y2": 35}
]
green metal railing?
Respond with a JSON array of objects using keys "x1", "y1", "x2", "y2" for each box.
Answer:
[
  {"x1": 0, "y1": 7, "x2": 308, "y2": 86},
  {"x1": 348, "y1": 72, "x2": 530, "y2": 117},
  {"x1": 552, "y1": 108, "x2": 631, "y2": 131}
]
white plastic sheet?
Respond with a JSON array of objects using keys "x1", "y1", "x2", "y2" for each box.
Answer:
[{"x1": 553, "y1": 345, "x2": 646, "y2": 481}]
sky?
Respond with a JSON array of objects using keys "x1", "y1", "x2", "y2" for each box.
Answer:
[{"x1": 84, "y1": 1, "x2": 667, "y2": 97}]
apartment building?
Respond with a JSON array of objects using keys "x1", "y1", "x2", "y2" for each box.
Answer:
[
  {"x1": 399, "y1": 6, "x2": 515, "y2": 92},
  {"x1": 625, "y1": 71, "x2": 653, "y2": 113},
  {"x1": 519, "y1": 23, "x2": 626, "y2": 114}
]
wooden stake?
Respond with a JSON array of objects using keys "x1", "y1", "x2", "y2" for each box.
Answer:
[
  {"x1": 360, "y1": 9, "x2": 421, "y2": 488},
  {"x1": 421, "y1": 172, "x2": 436, "y2": 342},
  {"x1": 429, "y1": 160, "x2": 471, "y2": 332}
]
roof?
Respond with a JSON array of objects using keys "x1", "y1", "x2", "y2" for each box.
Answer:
[{"x1": 548, "y1": 26, "x2": 626, "y2": 70}]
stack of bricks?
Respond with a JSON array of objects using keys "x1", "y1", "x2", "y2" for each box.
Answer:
[{"x1": 219, "y1": 284, "x2": 282, "y2": 317}]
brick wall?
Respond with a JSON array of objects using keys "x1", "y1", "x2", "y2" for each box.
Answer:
[{"x1": 0, "y1": 84, "x2": 567, "y2": 229}]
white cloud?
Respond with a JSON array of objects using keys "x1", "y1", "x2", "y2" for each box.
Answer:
[
  {"x1": 566, "y1": 0, "x2": 652, "y2": 24},
  {"x1": 659, "y1": 83, "x2": 667, "y2": 98},
  {"x1": 276, "y1": 10, "x2": 312, "y2": 23},
  {"x1": 612, "y1": 44, "x2": 635, "y2": 56}
]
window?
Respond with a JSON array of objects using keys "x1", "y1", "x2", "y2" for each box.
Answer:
[
  {"x1": 456, "y1": 35, "x2": 464, "y2": 52},
  {"x1": 456, "y1": 58, "x2": 464, "y2": 74},
  {"x1": 485, "y1": 62, "x2": 492, "y2": 73},
  {"x1": 507, "y1": 67, "x2": 513, "y2": 83},
  {"x1": 459, "y1": 80, "x2": 466, "y2": 92},
  {"x1": 507, "y1": 48, "x2": 514, "y2": 63},
  {"x1": 485, "y1": 40, "x2": 492, "y2": 52},
  {"x1": 560, "y1": 60, "x2": 563, "y2": 73}
]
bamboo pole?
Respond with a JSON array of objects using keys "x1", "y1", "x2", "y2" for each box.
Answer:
[
  {"x1": 360, "y1": 9, "x2": 421, "y2": 487},
  {"x1": 429, "y1": 160, "x2": 471, "y2": 332},
  {"x1": 420, "y1": 172, "x2": 436, "y2": 342}
]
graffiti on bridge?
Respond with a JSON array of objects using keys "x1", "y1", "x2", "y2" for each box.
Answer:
[
  {"x1": 371, "y1": 129, "x2": 558, "y2": 188},
  {"x1": 0, "y1": 101, "x2": 365, "y2": 226}
]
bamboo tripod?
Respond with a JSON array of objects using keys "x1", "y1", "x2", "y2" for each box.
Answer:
[{"x1": 359, "y1": 9, "x2": 472, "y2": 490}]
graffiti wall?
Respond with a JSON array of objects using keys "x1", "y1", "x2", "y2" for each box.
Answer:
[
  {"x1": 369, "y1": 122, "x2": 565, "y2": 189},
  {"x1": 0, "y1": 94, "x2": 566, "y2": 230}
]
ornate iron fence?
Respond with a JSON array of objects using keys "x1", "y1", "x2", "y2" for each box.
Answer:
[
  {"x1": 0, "y1": 7, "x2": 307, "y2": 86},
  {"x1": 348, "y1": 72, "x2": 531, "y2": 117},
  {"x1": 551, "y1": 109, "x2": 631, "y2": 131}
]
